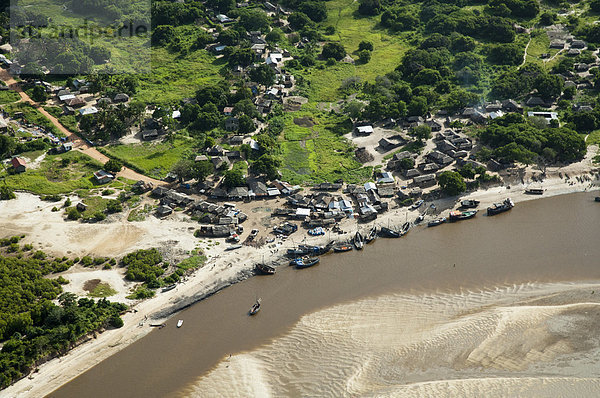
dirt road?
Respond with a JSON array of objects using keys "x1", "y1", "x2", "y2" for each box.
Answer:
[{"x1": 0, "y1": 69, "x2": 165, "y2": 185}]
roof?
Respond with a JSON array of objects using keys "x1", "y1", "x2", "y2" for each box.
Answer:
[
  {"x1": 93, "y1": 170, "x2": 114, "y2": 180},
  {"x1": 296, "y1": 208, "x2": 311, "y2": 216},
  {"x1": 79, "y1": 107, "x2": 98, "y2": 116},
  {"x1": 11, "y1": 157, "x2": 26, "y2": 168},
  {"x1": 356, "y1": 125, "x2": 374, "y2": 134}
]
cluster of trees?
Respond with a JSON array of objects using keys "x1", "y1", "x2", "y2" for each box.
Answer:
[
  {"x1": 491, "y1": 63, "x2": 563, "y2": 100},
  {"x1": 122, "y1": 248, "x2": 164, "y2": 282},
  {"x1": 0, "y1": 239, "x2": 126, "y2": 389},
  {"x1": 14, "y1": 35, "x2": 110, "y2": 76},
  {"x1": 0, "y1": 134, "x2": 51, "y2": 159},
  {"x1": 79, "y1": 102, "x2": 145, "y2": 141},
  {"x1": 480, "y1": 114, "x2": 586, "y2": 164}
]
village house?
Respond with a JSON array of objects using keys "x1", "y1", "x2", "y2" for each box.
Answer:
[
  {"x1": 527, "y1": 111, "x2": 558, "y2": 124},
  {"x1": 113, "y1": 93, "x2": 129, "y2": 103},
  {"x1": 156, "y1": 205, "x2": 173, "y2": 217},
  {"x1": 412, "y1": 173, "x2": 436, "y2": 188},
  {"x1": 427, "y1": 150, "x2": 453, "y2": 166},
  {"x1": 93, "y1": 170, "x2": 114, "y2": 184},
  {"x1": 142, "y1": 129, "x2": 159, "y2": 141},
  {"x1": 11, "y1": 157, "x2": 26, "y2": 173},
  {"x1": 355, "y1": 125, "x2": 374, "y2": 136}
]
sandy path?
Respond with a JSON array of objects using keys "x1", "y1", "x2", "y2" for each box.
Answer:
[{"x1": 0, "y1": 69, "x2": 164, "y2": 185}]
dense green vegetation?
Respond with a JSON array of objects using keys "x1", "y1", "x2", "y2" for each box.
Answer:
[{"x1": 0, "y1": 237, "x2": 127, "y2": 389}]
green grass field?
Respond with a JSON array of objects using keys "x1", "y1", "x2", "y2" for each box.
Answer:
[
  {"x1": 101, "y1": 137, "x2": 194, "y2": 178},
  {"x1": 1, "y1": 151, "x2": 104, "y2": 195},
  {"x1": 279, "y1": 111, "x2": 372, "y2": 184},
  {"x1": 135, "y1": 48, "x2": 225, "y2": 104},
  {"x1": 294, "y1": 0, "x2": 408, "y2": 102},
  {"x1": 0, "y1": 90, "x2": 21, "y2": 104}
]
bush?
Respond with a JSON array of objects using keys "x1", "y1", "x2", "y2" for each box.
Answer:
[
  {"x1": 81, "y1": 256, "x2": 93, "y2": 266},
  {"x1": 106, "y1": 199, "x2": 123, "y2": 213},
  {"x1": 109, "y1": 316, "x2": 124, "y2": 328},
  {"x1": 102, "y1": 189, "x2": 115, "y2": 196},
  {"x1": 0, "y1": 186, "x2": 16, "y2": 200},
  {"x1": 322, "y1": 42, "x2": 346, "y2": 60},
  {"x1": 104, "y1": 159, "x2": 123, "y2": 173},
  {"x1": 94, "y1": 211, "x2": 106, "y2": 221},
  {"x1": 122, "y1": 248, "x2": 164, "y2": 282},
  {"x1": 67, "y1": 207, "x2": 81, "y2": 220}
]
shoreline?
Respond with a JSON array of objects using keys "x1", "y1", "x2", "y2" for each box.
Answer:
[{"x1": 2, "y1": 169, "x2": 600, "y2": 397}]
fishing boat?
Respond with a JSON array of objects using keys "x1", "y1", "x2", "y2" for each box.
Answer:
[
  {"x1": 291, "y1": 256, "x2": 320, "y2": 268},
  {"x1": 334, "y1": 244, "x2": 353, "y2": 253},
  {"x1": 365, "y1": 225, "x2": 377, "y2": 243},
  {"x1": 525, "y1": 187, "x2": 544, "y2": 195},
  {"x1": 379, "y1": 226, "x2": 400, "y2": 238},
  {"x1": 411, "y1": 199, "x2": 424, "y2": 210},
  {"x1": 487, "y1": 198, "x2": 514, "y2": 216},
  {"x1": 255, "y1": 262, "x2": 275, "y2": 275},
  {"x1": 161, "y1": 284, "x2": 176, "y2": 293},
  {"x1": 596, "y1": 197, "x2": 600, "y2": 202},
  {"x1": 460, "y1": 199, "x2": 480, "y2": 208},
  {"x1": 308, "y1": 227, "x2": 325, "y2": 236},
  {"x1": 449, "y1": 209, "x2": 478, "y2": 221},
  {"x1": 176, "y1": 319, "x2": 183, "y2": 328},
  {"x1": 225, "y1": 244, "x2": 242, "y2": 251},
  {"x1": 249, "y1": 298, "x2": 261, "y2": 316},
  {"x1": 353, "y1": 231, "x2": 364, "y2": 250},
  {"x1": 428, "y1": 217, "x2": 446, "y2": 227},
  {"x1": 400, "y1": 222, "x2": 411, "y2": 236},
  {"x1": 415, "y1": 214, "x2": 424, "y2": 224}
]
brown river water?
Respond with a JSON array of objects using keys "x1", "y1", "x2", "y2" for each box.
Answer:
[{"x1": 50, "y1": 192, "x2": 600, "y2": 397}]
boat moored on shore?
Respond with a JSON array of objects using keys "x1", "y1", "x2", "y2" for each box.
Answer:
[
  {"x1": 365, "y1": 225, "x2": 377, "y2": 243},
  {"x1": 460, "y1": 199, "x2": 480, "y2": 208},
  {"x1": 255, "y1": 262, "x2": 276, "y2": 275},
  {"x1": 379, "y1": 226, "x2": 400, "y2": 238},
  {"x1": 290, "y1": 256, "x2": 320, "y2": 268},
  {"x1": 353, "y1": 231, "x2": 364, "y2": 250},
  {"x1": 525, "y1": 187, "x2": 544, "y2": 195},
  {"x1": 449, "y1": 209, "x2": 478, "y2": 221},
  {"x1": 487, "y1": 198, "x2": 514, "y2": 216},
  {"x1": 428, "y1": 217, "x2": 446, "y2": 227},
  {"x1": 333, "y1": 244, "x2": 353, "y2": 253}
]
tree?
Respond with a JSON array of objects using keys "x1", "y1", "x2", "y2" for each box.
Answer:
[
  {"x1": 358, "y1": 41, "x2": 373, "y2": 52},
  {"x1": 106, "y1": 199, "x2": 123, "y2": 213},
  {"x1": 343, "y1": 101, "x2": 364, "y2": 119},
  {"x1": 298, "y1": 2, "x2": 327, "y2": 22},
  {"x1": 398, "y1": 157, "x2": 414, "y2": 170},
  {"x1": 193, "y1": 160, "x2": 213, "y2": 181},
  {"x1": 0, "y1": 135, "x2": 15, "y2": 158},
  {"x1": 412, "y1": 124, "x2": 431, "y2": 142},
  {"x1": 238, "y1": 9, "x2": 270, "y2": 31},
  {"x1": 288, "y1": 12, "x2": 314, "y2": 30},
  {"x1": 249, "y1": 64, "x2": 275, "y2": 86},
  {"x1": 104, "y1": 159, "x2": 123, "y2": 173},
  {"x1": 534, "y1": 73, "x2": 563, "y2": 101},
  {"x1": 408, "y1": 96, "x2": 428, "y2": 116},
  {"x1": 592, "y1": 0, "x2": 600, "y2": 12},
  {"x1": 250, "y1": 154, "x2": 281, "y2": 180},
  {"x1": 171, "y1": 159, "x2": 196, "y2": 182},
  {"x1": 223, "y1": 169, "x2": 246, "y2": 188},
  {"x1": 358, "y1": 0, "x2": 381, "y2": 15},
  {"x1": 357, "y1": 49, "x2": 371, "y2": 64},
  {"x1": 322, "y1": 42, "x2": 346, "y2": 61},
  {"x1": 237, "y1": 114, "x2": 255, "y2": 134},
  {"x1": 266, "y1": 28, "x2": 283, "y2": 43},
  {"x1": 31, "y1": 85, "x2": 48, "y2": 102},
  {"x1": 152, "y1": 25, "x2": 176, "y2": 46},
  {"x1": 0, "y1": 185, "x2": 15, "y2": 200},
  {"x1": 438, "y1": 171, "x2": 466, "y2": 196}
]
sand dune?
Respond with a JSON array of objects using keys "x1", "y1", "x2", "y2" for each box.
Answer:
[{"x1": 182, "y1": 282, "x2": 600, "y2": 397}]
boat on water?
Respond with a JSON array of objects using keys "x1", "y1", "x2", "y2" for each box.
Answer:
[
  {"x1": 353, "y1": 231, "x2": 364, "y2": 250},
  {"x1": 290, "y1": 256, "x2": 320, "y2": 268},
  {"x1": 525, "y1": 187, "x2": 544, "y2": 195},
  {"x1": 460, "y1": 199, "x2": 480, "y2": 208},
  {"x1": 428, "y1": 217, "x2": 446, "y2": 227},
  {"x1": 249, "y1": 298, "x2": 261, "y2": 316},
  {"x1": 400, "y1": 222, "x2": 411, "y2": 236},
  {"x1": 365, "y1": 225, "x2": 377, "y2": 243},
  {"x1": 596, "y1": 197, "x2": 600, "y2": 202},
  {"x1": 334, "y1": 244, "x2": 353, "y2": 252},
  {"x1": 176, "y1": 319, "x2": 183, "y2": 328},
  {"x1": 161, "y1": 284, "x2": 176, "y2": 293},
  {"x1": 225, "y1": 244, "x2": 242, "y2": 251},
  {"x1": 487, "y1": 198, "x2": 514, "y2": 216},
  {"x1": 379, "y1": 226, "x2": 400, "y2": 238},
  {"x1": 255, "y1": 262, "x2": 275, "y2": 275},
  {"x1": 449, "y1": 209, "x2": 478, "y2": 221}
]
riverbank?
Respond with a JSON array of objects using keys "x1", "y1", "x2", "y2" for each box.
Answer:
[{"x1": 1, "y1": 165, "x2": 599, "y2": 396}]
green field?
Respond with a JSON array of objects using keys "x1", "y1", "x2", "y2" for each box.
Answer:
[
  {"x1": 1, "y1": 151, "x2": 105, "y2": 195},
  {"x1": 0, "y1": 90, "x2": 21, "y2": 104},
  {"x1": 135, "y1": 48, "x2": 225, "y2": 104},
  {"x1": 295, "y1": 0, "x2": 409, "y2": 102},
  {"x1": 279, "y1": 111, "x2": 372, "y2": 184},
  {"x1": 101, "y1": 137, "x2": 194, "y2": 178}
]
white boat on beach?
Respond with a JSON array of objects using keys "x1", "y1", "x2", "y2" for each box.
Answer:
[{"x1": 176, "y1": 319, "x2": 183, "y2": 328}]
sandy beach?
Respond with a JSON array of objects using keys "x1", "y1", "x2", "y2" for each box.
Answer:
[{"x1": 1, "y1": 143, "x2": 599, "y2": 396}]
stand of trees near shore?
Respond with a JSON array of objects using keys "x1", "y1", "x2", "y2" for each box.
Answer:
[{"x1": 0, "y1": 236, "x2": 126, "y2": 389}]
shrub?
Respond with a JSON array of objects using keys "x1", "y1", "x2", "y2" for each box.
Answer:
[
  {"x1": 109, "y1": 316, "x2": 124, "y2": 328},
  {"x1": 81, "y1": 256, "x2": 93, "y2": 266},
  {"x1": 67, "y1": 208, "x2": 81, "y2": 220}
]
